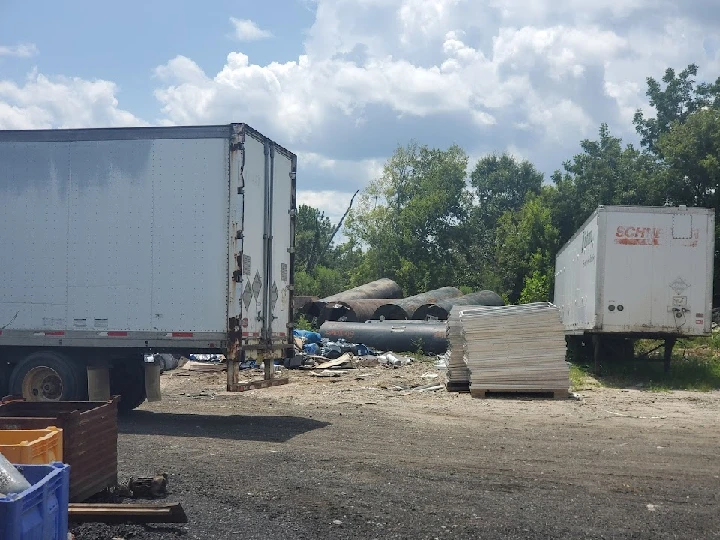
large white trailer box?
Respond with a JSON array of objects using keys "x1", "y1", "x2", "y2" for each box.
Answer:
[
  {"x1": 553, "y1": 205, "x2": 714, "y2": 370},
  {"x1": 0, "y1": 124, "x2": 296, "y2": 408},
  {"x1": 554, "y1": 205, "x2": 714, "y2": 338}
]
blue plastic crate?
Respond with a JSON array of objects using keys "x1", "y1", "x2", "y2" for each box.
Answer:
[{"x1": 0, "y1": 462, "x2": 69, "y2": 540}]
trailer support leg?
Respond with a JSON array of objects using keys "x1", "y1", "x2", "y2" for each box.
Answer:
[
  {"x1": 664, "y1": 337, "x2": 676, "y2": 374},
  {"x1": 226, "y1": 355, "x2": 240, "y2": 391},
  {"x1": 260, "y1": 351, "x2": 274, "y2": 381},
  {"x1": 87, "y1": 364, "x2": 111, "y2": 402},
  {"x1": 592, "y1": 335, "x2": 602, "y2": 375},
  {"x1": 145, "y1": 361, "x2": 162, "y2": 402}
]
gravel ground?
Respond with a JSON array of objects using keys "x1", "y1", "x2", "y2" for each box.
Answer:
[{"x1": 70, "y1": 362, "x2": 720, "y2": 539}]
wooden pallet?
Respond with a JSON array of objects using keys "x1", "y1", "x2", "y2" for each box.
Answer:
[
  {"x1": 228, "y1": 377, "x2": 290, "y2": 392},
  {"x1": 470, "y1": 388, "x2": 570, "y2": 400},
  {"x1": 445, "y1": 381, "x2": 470, "y2": 393}
]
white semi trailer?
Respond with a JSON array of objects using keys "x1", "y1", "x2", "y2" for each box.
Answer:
[
  {"x1": 553, "y1": 205, "x2": 715, "y2": 372},
  {"x1": 0, "y1": 124, "x2": 296, "y2": 410}
]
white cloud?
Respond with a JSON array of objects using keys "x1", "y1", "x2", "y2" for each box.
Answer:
[
  {"x1": 298, "y1": 190, "x2": 356, "y2": 223},
  {"x1": 230, "y1": 17, "x2": 273, "y2": 41},
  {"x1": 0, "y1": 70, "x2": 145, "y2": 129},
  {"x1": 3, "y1": 0, "x2": 720, "y2": 209},
  {"x1": 0, "y1": 43, "x2": 38, "y2": 58}
]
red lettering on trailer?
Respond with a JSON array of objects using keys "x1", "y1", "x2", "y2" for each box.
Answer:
[
  {"x1": 172, "y1": 332, "x2": 193, "y2": 338},
  {"x1": 614, "y1": 226, "x2": 661, "y2": 245}
]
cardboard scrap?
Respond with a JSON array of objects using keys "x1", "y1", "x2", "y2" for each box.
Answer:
[{"x1": 314, "y1": 353, "x2": 355, "y2": 370}]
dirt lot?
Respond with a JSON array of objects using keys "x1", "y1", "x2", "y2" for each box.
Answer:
[{"x1": 71, "y1": 361, "x2": 720, "y2": 539}]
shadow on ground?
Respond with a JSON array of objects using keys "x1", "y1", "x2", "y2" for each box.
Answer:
[{"x1": 119, "y1": 411, "x2": 330, "y2": 443}]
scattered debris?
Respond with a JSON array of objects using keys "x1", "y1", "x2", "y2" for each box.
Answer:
[
  {"x1": 604, "y1": 410, "x2": 668, "y2": 420},
  {"x1": 182, "y1": 361, "x2": 226, "y2": 373},
  {"x1": 378, "y1": 353, "x2": 413, "y2": 368},
  {"x1": 118, "y1": 474, "x2": 168, "y2": 499},
  {"x1": 315, "y1": 354, "x2": 355, "y2": 370},
  {"x1": 312, "y1": 370, "x2": 348, "y2": 378},
  {"x1": 228, "y1": 378, "x2": 290, "y2": 392}
]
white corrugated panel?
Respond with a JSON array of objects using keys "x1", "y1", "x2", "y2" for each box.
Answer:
[
  {"x1": 446, "y1": 306, "x2": 470, "y2": 384},
  {"x1": 459, "y1": 303, "x2": 570, "y2": 392}
]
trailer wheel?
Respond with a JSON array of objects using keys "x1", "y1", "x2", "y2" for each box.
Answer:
[
  {"x1": 9, "y1": 351, "x2": 87, "y2": 402},
  {"x1": 110, "y1": 359, "x2": 146, "y2": 413}
]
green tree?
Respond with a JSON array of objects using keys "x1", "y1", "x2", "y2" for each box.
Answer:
[
  {"x1": 452, "y1": 154, "x2": 544, "y2": 292},
  {"x1": 295, "y1": 204, "x2": 335, "y2": 273},
  {"x1": 634, "y1": 64, "x2": 720, "y2": 155},
  {"x1": 495, "y1": 190, "x2": 559, "y2": 303},
  {"x1": 345, "y1": 141, "x2": 469, "y2": 295},
  {"x1": 470, "y1": 153, "x2": 543, "y2": 226},
  {"x1": 550, "y1": 124, "x2": 662, "y2": 243},
  {"x1": 657, "y1": 107, "x2": 720, "y2": 208},
  {"x1": 295, "y1": 265, "x2": 348, "y2": 298},
  {"x1": 293, "y1": 203, "x2": 361, "y2": 297}
]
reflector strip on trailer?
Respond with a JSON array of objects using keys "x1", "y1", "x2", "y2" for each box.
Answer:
[
  {"x1": 33, "y1": 331, "x2": 65, "y2": 336},
  {"x1": 98, "y1": 331, "x2": 129, "y2": 337},
  {"x1": 169, "y1": 332, "x2": 194, "y2": 338}
]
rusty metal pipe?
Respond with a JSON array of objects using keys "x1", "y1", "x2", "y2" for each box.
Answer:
[
  {"x1": 320, "y1": 320, "x2": 448, "y2": 354},
  {"x1": 307, "y1": 278, "x2": 403, "y2": 321},
  {"x1": 412, "y1": 290, "x2": 505, "y2": 320},
  {"x1": 373, "y1": 287, "x2": 463, "y2": 321},
  {"x1": 323, "y1": 299, "x2": 405, "y2": 323}
]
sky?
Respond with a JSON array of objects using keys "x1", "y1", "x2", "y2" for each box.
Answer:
[{"x1": 1, "y1": 0, "x2": 719, "y2": 223}]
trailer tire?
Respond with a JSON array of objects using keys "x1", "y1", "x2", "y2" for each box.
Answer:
[
  {"x1": 9, "y1": 351, "x2": 87, "y2": 402},
  {"x1": 111, "y1": 359, "x2": 146, "y2": 413}
]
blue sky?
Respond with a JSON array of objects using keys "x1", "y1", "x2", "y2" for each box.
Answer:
[
  {"x1": 0, "y1": 1, "x2": 314, "y2": 118},
  {"x1": 1, "y1": 0, "x2": 718, "y2": 222}
]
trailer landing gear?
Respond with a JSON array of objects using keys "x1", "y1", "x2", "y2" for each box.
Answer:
[{"x1": 664, "y1": 337, "x2": 676, "y2": 374}]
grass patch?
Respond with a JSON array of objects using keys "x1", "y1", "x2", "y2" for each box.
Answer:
[
  {"x1": 567, "y1": 336, "x2": 720, "y2": 392},
  {"x1": 598, "y1": 354, "x2": 720, "y2": 392},
  {"x1": 569, "y1": 363, "x2": 602, "y2": 391}
]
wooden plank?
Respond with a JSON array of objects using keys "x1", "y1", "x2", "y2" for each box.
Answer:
[
  {"x1": 445, "y1": 381, "x2": 470, "y2": 393},
  {"x1": 68, "y1": 502, "x2": 188, "y2": 524},
  {"x1": 470, "y1": 388, "x2": 570, "y2": 399}
]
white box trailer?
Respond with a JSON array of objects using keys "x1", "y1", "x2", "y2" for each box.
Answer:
[
  {"x1": 0, "y1": 124, "x2": 296, "y2": 409},
  {"x1": 554, "y1": 205, "x2": 715, "y2": 371}
]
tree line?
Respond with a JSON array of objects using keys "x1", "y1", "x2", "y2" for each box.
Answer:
[{"x1": 295, "y1": 64, "x2": 720, "y2": 305}]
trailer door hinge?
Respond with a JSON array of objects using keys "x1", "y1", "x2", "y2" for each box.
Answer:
[
  {"x1": 231, "y1": 142, "x2": 244, "y2": 152},
  {"x1": 233, "y1": 270, "x2": 242, "y2": 283}
]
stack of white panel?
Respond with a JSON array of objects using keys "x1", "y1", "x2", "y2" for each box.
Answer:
[
  {"x1": 459, "y1": 303, "x2": 569, "y2": 393},
  {"x1": 446, "y1": 306, "x2": 470, "y2": 385}
]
